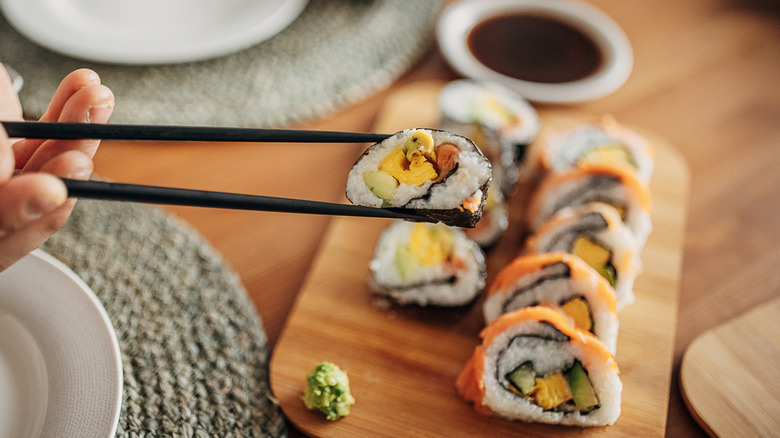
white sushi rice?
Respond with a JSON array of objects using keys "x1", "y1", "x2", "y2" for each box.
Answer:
[
  {"x1": 346, "y1": 129, "x2": 491, "y2": 209},
  {"x1": 481, "y1": 319, "x2": 622, "y2": 426},
  {"x1": 369, "y1": 221, "x2": 486, "y2": 306},
  {"x1": 482, "y1": 260, "x2": 619, "y2": 354}
]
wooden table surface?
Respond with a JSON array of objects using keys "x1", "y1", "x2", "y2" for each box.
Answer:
[{"x1": 89, "y1": 1, "x2": 780, "y2": 436}]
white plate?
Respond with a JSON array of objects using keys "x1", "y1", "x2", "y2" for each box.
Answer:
[
  {"x1": 0, "y1": 250, "x2": 122, "y2": 438},
  {"x1": 0, "y1": 0, "x2": 308, "y2": 64},
  {"x1": 437, "y1": 0, "x2": 633, "y2": 103}
]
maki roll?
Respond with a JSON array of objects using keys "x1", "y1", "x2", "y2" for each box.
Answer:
[
  {"x1": 463, "y1": 180, "x2": 509, "y2": 250},
  {"x1": 524, "y1": 203, "x2": 642, "y2": 309},
  {"x1": 527, "y1": 163, "x2": 652, "y2": 247},
  {"x1": 346, "y1": 128, "x2": 492, "y2": 228},
  {"x1": 369, "y1": 220, "x2": 486, "y2": 306},
  {"x1": 533, "y1": 116, "x2": 655, "y2": 184},
  {"x1": 456, "y1": 307, "x2": 622, "y2": 426},
  {"x1": 437, "y1": 79, "x2": 540, "y2": 193},
  {"x1": 483, "y1": 252, "x2": 619, "y2": 353}
]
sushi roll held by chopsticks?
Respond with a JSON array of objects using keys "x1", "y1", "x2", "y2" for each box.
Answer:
[{"x1": 346, "y1": 128, "x2": 492, "y2": 228}]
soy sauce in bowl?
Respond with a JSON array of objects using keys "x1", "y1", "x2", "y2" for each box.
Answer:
[
  {"x1": 467, "y1": 13, "x2": 604, "y2": 84},
  {"x1": 437, "y1": 0, "x2": 633, "y2": 103}
]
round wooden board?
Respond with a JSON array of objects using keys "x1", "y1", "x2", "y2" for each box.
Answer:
[{"x1": 680, "y1": 297, "x2": 780, "y2": 438}]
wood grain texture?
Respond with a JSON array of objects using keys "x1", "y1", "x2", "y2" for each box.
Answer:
[
  {"x1": 680, "y1": 297, "x2": 780, "y2": 438},
  {"x1": 269, "y1": 81, "x2": 689, "y2": 437}
]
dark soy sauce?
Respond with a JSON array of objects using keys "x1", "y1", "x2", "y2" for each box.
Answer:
[{"x1": 467, "y1": 14, "x2": 604, "y2": 84}]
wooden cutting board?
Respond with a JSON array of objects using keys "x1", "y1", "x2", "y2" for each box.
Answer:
[
  {"x1": 680, "y1": 297, "x2": 780, "y2": 437},
  {"x1": 270, "y1": 80, "x2": 690, "y2": 437}
]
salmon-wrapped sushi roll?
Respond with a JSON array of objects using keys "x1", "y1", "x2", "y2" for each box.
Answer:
[
  {"x1": 527, "y1": 163, "x2": 652, "y2": 247},
  {"x1": 524, "y1": 203, "x2": 641, "y2": 308},
  {"x1": 437, "y1": 79, "x2": 540, "y2": 193},
  {"x1": 483, "y1": 253, "x2": 619, "y2": 353},
  {"x1": 369, "y1": 220, "x2": 486, "y2": 306},
  {"x1": 457, "y1": 307, "x2": 621, "y2": 426},
  {"x1": 346, "y1": 128, "x2": 492, "y2": 228},
  {"x1": 534, "y1": 116, "x2": 654, "y2": 184}
]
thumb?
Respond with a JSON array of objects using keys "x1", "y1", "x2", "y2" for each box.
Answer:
[{"x1": 0, "y1": 126, "x2": 14, "y2": 181}]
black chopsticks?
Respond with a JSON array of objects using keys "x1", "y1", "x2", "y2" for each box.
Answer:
[
  {"x1": 1, "y1": 121, "x2": 391, "y2": 143},
  {"x1": 60, "y1": 177, "x2": 431, "y2": 222},
  {"x1": 4, "y1": 121, "x2": 420, "y2": 220}
]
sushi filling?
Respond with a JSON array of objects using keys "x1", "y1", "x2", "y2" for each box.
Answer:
[
  {"x1": 497, "y1": 329, "x2": 600, "y2": 413},
  {"x1": 571, "y1": 235, "x2": 618, "y2": 287},
  {"x1": 498, "y1": 262, "x2": 596, "y2": 334},
  {"x1": 544, "y1": 226, "x2": 618, "y2": 288},
  {"x1": 348, "y1": 129, "x2": 492, "y2": 228},
  {"x1": 355, "y1": 129, "x2": 489, "y2": 209},
  {"x1": 552, "y1": 126, "x2": 639, "y2": 171},
  {"x1": 364, "y1": 130, "x2": 461, "y2": 203},
  {"x1": 370, "y1": 221, "x2": 486, "y2": 306},
  {"x1": 393, "y1": 223, "x2": 459, "y2": 282}
]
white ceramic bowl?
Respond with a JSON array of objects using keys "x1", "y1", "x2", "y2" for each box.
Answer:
[{"x1": 437, "y1": 0, "x2": 633, "y2": 103}]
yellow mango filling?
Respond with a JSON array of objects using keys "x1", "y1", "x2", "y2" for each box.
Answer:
[
  {"x1": 572, "y1": 235, "x2": 611, "y2": 269},
  {"x1": 476, "y1": 94, "x2": 522, "y2": 130},
  {"x1": 409, "y1": 223, "x2": 453, "y2": 265},
  {"x1": 379, "y1": 148, "x2": 438, "y2": 186},
  {"x1": 394, "y1": 224, "x2": 455, "y2": 281},
  {"x1": 405, "y1": 129, "x2": 436, "y2": 161},
  {"x1": 560, "y1": 297, "x2": 593, "y2": 332},
  {"x1": 580, "y1": 143, "x2": 636, "y2": 168},
  {"x1": 579, "y1": 143, "x2": 639, "y2": 167},
  {"x1": 506, "y1": 360, "x2": 600, "y2": 411},
  {"x1": 572, "y1": 234, "x2": 618, "y2": 286},
  {"x1": 377, "y1": 131, "x2": 441, "y2": 187},
  {"x1": 531, "y1": 373, "x2": 573, "y2": 410},
  {"x1": 364, "y1": 130, "x2": 465, "y2": 201}
]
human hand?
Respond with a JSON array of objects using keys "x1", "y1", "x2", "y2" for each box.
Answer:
[{"x1": 0, "y1": 68, "x2": 114, "y2": 271}]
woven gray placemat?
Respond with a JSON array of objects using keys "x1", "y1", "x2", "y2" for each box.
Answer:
[
  {"x1": 41, "y1": 199, "x2": 286, "y2": 437},
  {"x1": 0, "y1": 0, "x2": 442, "y2": 127}
]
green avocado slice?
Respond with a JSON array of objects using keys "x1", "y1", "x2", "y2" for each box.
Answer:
[{"x1": 565, "y1": 361, "x2": 600, "y2": 410}]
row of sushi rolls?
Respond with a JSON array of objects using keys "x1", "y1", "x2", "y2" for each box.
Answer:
[{"x1": 345, "y1": 79, "x2": 654, "y2": 427}]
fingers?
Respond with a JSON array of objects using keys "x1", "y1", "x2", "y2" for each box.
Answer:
[
  {"x1": 38, "y1": 149, "x2": 94, "y2": 180},
  {"x1": 0, "y1": 68, "x2": 111, "y2": 272},
  {"x1": 0, "y1": 197, "x2": 74, "y2": 272},
  {"x1": 40, "y1": 68, "x2": 102, "y2": 123},
  {"x1": 0, "y1": 173, "x2": 67, "y2": 234},
  {"x1": 0, "y1": 127, "x2": 14, "y2": 181},
  {"x1": 0, "y1": 67, "x2": 23, "y2": 122},
  {"x1": 14, "y1": 77, "x2": 114, "y2": 174}
]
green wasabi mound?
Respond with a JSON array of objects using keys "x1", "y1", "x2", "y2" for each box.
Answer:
[{"x1": 302, "y1": 362, "x2": 355, "y2": 421}]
